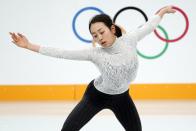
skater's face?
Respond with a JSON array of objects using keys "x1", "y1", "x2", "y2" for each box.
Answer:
[{"x1": 90, "y1": 22, "x2": 116, "y2": 48}]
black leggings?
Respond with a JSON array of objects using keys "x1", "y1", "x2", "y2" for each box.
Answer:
[{"x1": 61, "y1": 80, "x2": 142, "y2": 131}]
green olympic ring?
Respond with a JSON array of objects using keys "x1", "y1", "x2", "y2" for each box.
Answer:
[{"x1": 137, "y1": 25, "x2": 169, "y2": 59}]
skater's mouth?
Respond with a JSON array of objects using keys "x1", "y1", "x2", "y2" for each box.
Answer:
[{"x1": 101, "y1": 41, "x2": 106, "y2": 45}]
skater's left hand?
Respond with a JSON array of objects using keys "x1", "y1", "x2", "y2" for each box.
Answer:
[{"x1": 157, "y1": 6, "x2": 176, "y2": 17}]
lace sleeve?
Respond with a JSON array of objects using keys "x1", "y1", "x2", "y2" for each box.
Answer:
[
  {"x1": 133, "y1": 14, "x2": 161, "y2": 41},
  {"x1": 39, "y1": 46, "x2": 93, "y2": 61},
  {"x1": 123, "y1": 15, "x2": 162, "y2": 45}
]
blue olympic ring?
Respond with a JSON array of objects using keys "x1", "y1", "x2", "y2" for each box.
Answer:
[{"x1": 72, "y1": 6, "x2": 104, "y2": 43}]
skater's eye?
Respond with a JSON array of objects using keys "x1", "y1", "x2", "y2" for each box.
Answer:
[
  {"x1": 93, "y1": 35, "x2": 97, "y2": 38},
  {"x1": 100, "y1": 31, "x2": 104, "y2": 35}
]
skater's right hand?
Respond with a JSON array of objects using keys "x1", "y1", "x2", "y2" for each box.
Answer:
[{"x1": 9, "y1": 32, "x2": 30, "y2": 49}]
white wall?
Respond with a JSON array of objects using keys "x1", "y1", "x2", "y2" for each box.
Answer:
[{"x1": 0, "y1": 0, "x2": 195, "y2": 84}]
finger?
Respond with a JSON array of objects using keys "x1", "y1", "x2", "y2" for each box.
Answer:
[
  {"x1": 10, "y1": 34, "x2": 17, "y2": 41},
  {"x1": 9, "y1": 32, "x2": 14, "y2": 39},
  {"x1": 169, "y1": 9, "x2": 176, "y2": 13},
  {"x1": 9, "y1": 32, "x2": 15, "y2": 39},
  {"x1": 17, "y1": 33, "x2": 23, "y2": 38},
  {"x1": 13, "y1": 33, "x2": 19, "y2": 40},
  {"x1": 11, "y1": 34, "x2": 18, "y2": 41},
  {"x1": 9, "y1": 32, "x2": 13, "y2": 35},
  {"x1": 12, "y1": 41, "x2": 17, "y2": 45},
  {"x1": 13, "y1": 32, "x2": 18, "y2": 38},
  {"x1": 11, "y1": 32, "x2": 16, "y2": 38},
  {"x1": 9, "y1": 32, "x2": 19, "y2": 42},
  {"x1": 20, "y1": 33, "x2": 28, "y2": 39}
]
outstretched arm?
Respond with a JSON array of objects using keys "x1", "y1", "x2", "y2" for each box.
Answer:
[
  {"x1": 9, "y1": 32, "x2": 93, "y2": 61},
  {"x1": 133, "y1": 5, "x2": 176, "y2": 41}
]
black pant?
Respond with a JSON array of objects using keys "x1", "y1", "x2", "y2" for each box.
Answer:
[{"x1": 61, "y1": 80, "x2": 142, "y2": 131}]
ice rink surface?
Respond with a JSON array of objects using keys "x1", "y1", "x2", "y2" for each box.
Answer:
[{"x1": 0, "y1": 100, "x2": 196, "y2": 131}]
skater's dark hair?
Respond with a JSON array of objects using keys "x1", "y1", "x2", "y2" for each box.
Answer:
[{"x1": 89, "y1": 14, "x2": 122, "y2": 37}]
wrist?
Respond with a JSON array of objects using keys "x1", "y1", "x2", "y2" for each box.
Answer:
[
  {"x1": 161, "y1": 8, "x2": 168, "y2": 14},
  {"x1": 26, "y1": 42, "x2": 32, "y2": 49},
  {"x1": 158, "y1": 8, "x2": 167, "y2": 18}
]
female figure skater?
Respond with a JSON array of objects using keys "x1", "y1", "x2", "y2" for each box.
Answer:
[{"x1": 9, "y1": 6, "x2": 175, "y2": 131}]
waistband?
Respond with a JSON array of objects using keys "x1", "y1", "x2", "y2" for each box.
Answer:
[{"x1": 85, "y1": 79, "x2": 129, "y2": 99}]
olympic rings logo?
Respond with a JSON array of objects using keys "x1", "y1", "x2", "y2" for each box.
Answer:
[{"x1": 72, "y1": 6, "x2": 189, "y2": 59}]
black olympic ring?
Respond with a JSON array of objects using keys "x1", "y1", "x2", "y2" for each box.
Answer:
[{"x1": 113, "y1": 6, "x2": 148, "y2": 23}]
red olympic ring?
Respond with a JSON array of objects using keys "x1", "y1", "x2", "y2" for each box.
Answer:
[{"x1": 154, "y1": 6, "x2": 189, "y2": 43}]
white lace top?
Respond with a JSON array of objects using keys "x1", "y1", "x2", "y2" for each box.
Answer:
[{"x1": 39, "y1": 15, "x2": 161, "y2": 95}]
